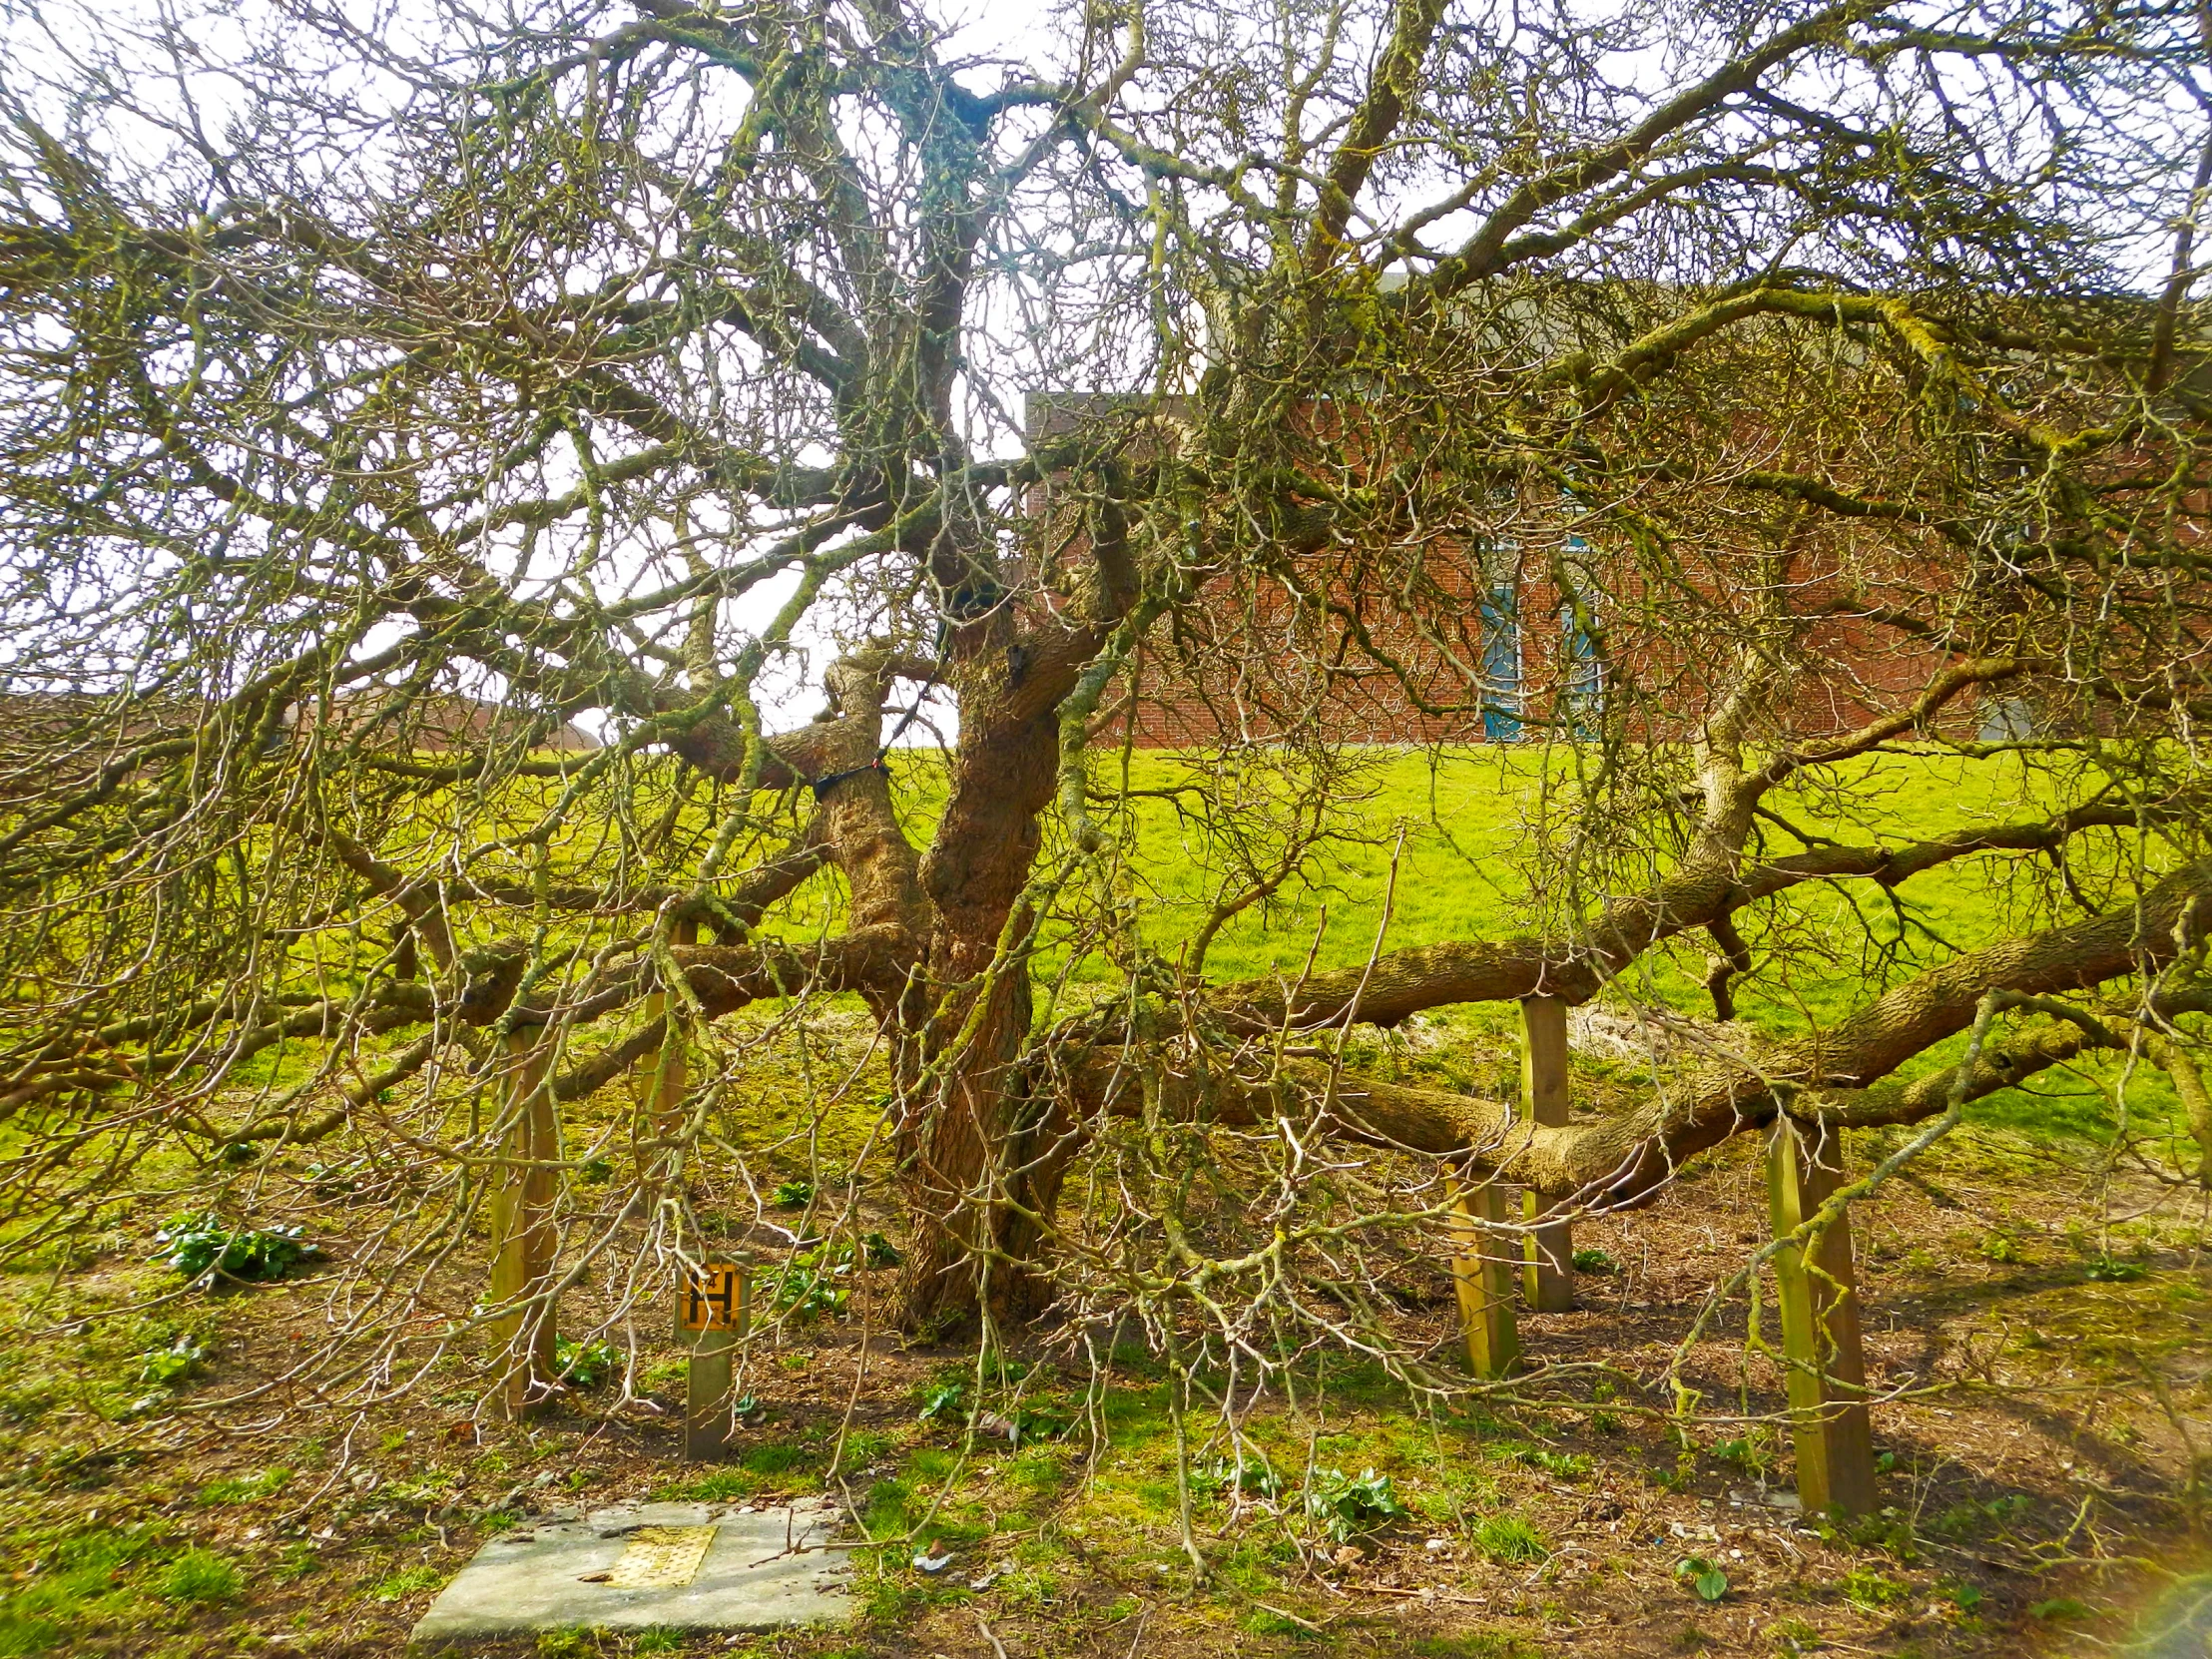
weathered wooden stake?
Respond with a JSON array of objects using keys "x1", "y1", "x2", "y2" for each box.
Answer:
[
  {"x1": 488, "y1": 1030, "x2": 558, "y2": 1419},
  {"x1": 1768, "y1": 1118, "x2": 1877, "y2": 1517},
  {"x1": 680, "y1": 1263, "x2": 748, "y2": 1461},
  {"x1": 1448, "y1": 1175, "x2": 1520, "y2": 1379},
  {"x1": 635, "y1": 919, "x2": 696, "y2": 1178},
  {"x1": 1518, "y1": 995, "x2": 1575, "y2": 1312}
]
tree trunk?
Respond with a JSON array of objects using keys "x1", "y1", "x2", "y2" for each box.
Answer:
[
  {"x1": 901, "y1": 659, "x2": 1067, "y2": 1330},
  {"x1": 899, "y1": 964, "x2": 1063, "y2": 1331}
]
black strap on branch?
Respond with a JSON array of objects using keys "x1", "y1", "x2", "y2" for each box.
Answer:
[
  {"x1": 810, "y1": 756, "x2": 890, "y2": 800},
  {"x1": 808, "y1": 657, "x2": 945, "y2": 800}
]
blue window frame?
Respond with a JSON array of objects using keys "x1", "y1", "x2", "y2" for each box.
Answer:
[
  {"x1": 1560, "y1": 600, "x2": 1603, "y2": 727},
  {"x1": 1559, "y1": 536, "x2": 1603, "y2": 736},
  {"x1": 1479, "y1": 582, "x2": 1520, "y2": 742}
]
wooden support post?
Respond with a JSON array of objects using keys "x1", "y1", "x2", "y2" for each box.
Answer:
[
  {"x1": 1768, "y1": 1119, "x2": 1877, "y2": 1517},
  {"x1": 679, "y1": 1263, "x2": 748, "y2": 1461},
  {"x1": 488, "y1": 1031, "x2": 559, "y2": 1420},
  {"x1": 635, "y1": 919, "x2": 696, "y2": 1182},
  {"x1": 1518, "y1": 996, "x2": 1575, "y2": 1312},
  {"x1": 1448, "y1": 1175, "x2": 1520, "y2": 1379}
]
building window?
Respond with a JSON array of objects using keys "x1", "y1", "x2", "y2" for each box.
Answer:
[
  {"x1": 1559, "y1": 534, "x2": 1604, "y2": 736},
  {"x1": 1561, "y1": 599, "x2": 1604, "y2": 731},
  {"x1": 1480, "y1": 582, "x2": 1521, "y2": 742}
]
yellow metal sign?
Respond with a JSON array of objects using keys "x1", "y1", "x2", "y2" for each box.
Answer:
[{"x1": 679, "y1": 1262, "x2": 745, "y2": 1333}]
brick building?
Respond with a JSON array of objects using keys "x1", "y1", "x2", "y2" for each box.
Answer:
[{"x1": 1023, "y1": 392, "x2": 1965, "y2": 751}]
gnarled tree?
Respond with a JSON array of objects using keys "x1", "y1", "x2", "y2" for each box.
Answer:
[{"x1": 0, "y1": 0, "x2": 2206, "y2": 1386}]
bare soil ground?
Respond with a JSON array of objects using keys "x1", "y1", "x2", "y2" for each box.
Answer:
[{"x1": 4, "y1": 1124, "x2": 2209, "y2": 1659}]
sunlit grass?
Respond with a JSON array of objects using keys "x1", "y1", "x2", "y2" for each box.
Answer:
[{"x1": 6, "y1": 745, "x2": 2184, "y2": 1237}]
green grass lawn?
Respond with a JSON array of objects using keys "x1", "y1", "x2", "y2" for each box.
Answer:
[
  {"x1": 1, "y1": 751, "x2": 2204, "y2": 1659},
  {"x1": 1041, "y1": 746, "x2": 2189, "y2": 1149},
  {"x1": 173, "y1": 739, "x2": 2155, "y2": 1065},
  {"x1": 1074, "y1": 746, "x2": 2116, "y2": 1007}
]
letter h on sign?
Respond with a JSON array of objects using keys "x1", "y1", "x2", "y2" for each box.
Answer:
[{"x1": 681, "y1": 1264, "x2": 744, "y2": 1335}]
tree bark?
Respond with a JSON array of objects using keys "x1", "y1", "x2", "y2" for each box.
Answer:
[{"x1": 903, "y1": 641, "x2": 1070, "y2": 1329}]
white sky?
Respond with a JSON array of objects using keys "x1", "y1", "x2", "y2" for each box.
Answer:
[{"x1": 4, "y1": 0, "x2": 2200, "y2": 744}]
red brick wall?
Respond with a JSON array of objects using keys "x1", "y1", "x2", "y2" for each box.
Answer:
[{"x1": 1023, "y1": 395, "x2": 1971, "y2": 750}]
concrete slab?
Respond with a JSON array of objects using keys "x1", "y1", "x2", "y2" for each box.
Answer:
[
  {"x1": 2126, "y1": 1573, "x2": 2212, "y2": 1657},
  {"x1": 408, "y1": 1499, "x2": 855, "y2": 1646}
]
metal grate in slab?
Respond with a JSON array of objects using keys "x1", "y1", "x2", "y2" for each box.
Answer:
[{"x1": 602, "y1": 1524, "x2": 719, "y2": 1589}]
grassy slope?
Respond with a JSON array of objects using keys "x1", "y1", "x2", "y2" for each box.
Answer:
[
  {"x1": 2, "y1": 745, "x2": 2185, "y2": 1236},
  {"x1": 1094, "y1": 748, "x2": 2065, "y2": 1010},
  {"x1": 0, "y1": 755, "x2": 2207, "y2": 1658},
  {"x1": 1037, "y1": 748, "x2": 2187, "y2": 1148}
]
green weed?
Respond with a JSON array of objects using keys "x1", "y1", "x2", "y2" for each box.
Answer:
[
  {"x1": 0, "y1": 1612, "x2": 61, "y2": 1656},
  {"x1": 157, "y1": 1549, "x2": 243, "y2": 1604},
  {"x1": 2084, "y1": 1257, "x2": 2147, "y2": 1282},
  {"x1": 135, "y1": 1336, "x2": 207, "y2": 1387},
  {"x1": 832, "y1": 1429, "x2": 895, "y2": 1474},
  {"x1": 1676, "y1": 1556, "x2": 1729, "y2": 1601},
  {"x1": 916, "y1": 1379, "x2": 967, "y2": 1422},
  {"x1": 1839, "y1": 1567, "x2": 1909, "y2": 1610},
  {"x1": 859, "y1": 1475, "x2": 909, "y2": 1535},
  {"x1": 761, "y1": 1241, "x2": 865, "y2": 1320},
  {"x1": 369, "y1": 1564, "x2": 444, "y2": 1602},
  {"x1": 153, "y1": 1216, "x2": 318, "y2": 1283},
  {"x1": 1009, "y1": 1445, "x2": 1070, "y2": 1488},
  {"x1": 1709, "y1": 1432, "x2": 1776, "y2": 1476},
  {"x1": 1244, "y1": 1605, "x2": 1322, "y2": 1638},
  {"x1": 1470, "y1": 1513, "x2": 1546, "y2": 1563},
  {"x1": 1500, "y1": 1443, "x2": 1590, "y2": 1479},
  {"x1": 553, "y1": 1337, "x2": 618, "y2": 1388},
  {"x1": 743, "y1": 1438, "x2": 814, "y2": 1475},
  {"x1": 1927, "y1": 1492, "x2": 2030, "y2": 1538},
  {"x1": 198, "y1": 1465, "x2": 291, "y2": 1504},
  {"x1": 680, "y1": 1469, "x2": 758, "y2": 1501},
  {"x1": 1194, "y1": 1453, "x2": 1283, "y2": 1499},
  {"x1": 0, "y1": 1526, "x2": 154, "y2": 1652},
  {"x1": 1306, "y1": 1466, "x2": 1407, "y2": 1540}
]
